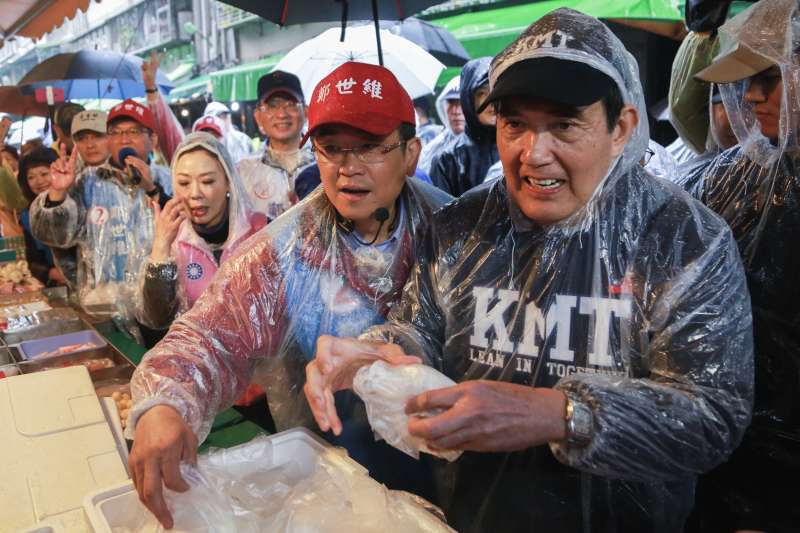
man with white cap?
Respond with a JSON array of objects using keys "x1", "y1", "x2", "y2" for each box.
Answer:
[
  {"x1": 203, "y1": 101, "x2": 252, "y2": 162},
  {"x1": 71, "y1": 110, "x2": 110, "y2": 167},
  {"x1": 305, "y1": 8, "x2": 753, "y2": 532}
]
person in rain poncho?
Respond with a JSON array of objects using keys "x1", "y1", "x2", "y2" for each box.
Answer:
[
  {"x1": 29, "y1": 100, "x2": 170, "y2": 330},
  {"x1": 677, "y1": 1, "x2": 800, "y2": 530},
  {"x1": 204, "y1": 101, "x2": 253, "y2": 163},
  {"x1": 305, "y1": 9, "x2": 754, "y2": 533},
  {"x1": 418, "y1": 75, "x2": 463, "y2": 174},
  {"x1": 237, "y1": 71, "x2": 315, "y2": 221},
  {"x1": 428, "y1": 59, "x2": 500, "y2": 197},
  {"x1": 136, "y1": 132, "x2": 267, "y2": 331},
  {"x1": 125, "y1": 62, "x2": 452, "y2": 530},
  {"x1": 413, "y1": 96, "x2": 444, "y2": 146}
]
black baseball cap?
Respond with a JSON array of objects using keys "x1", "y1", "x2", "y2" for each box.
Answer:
[
  {"x1": 257, "y1": 70, "x2": 304, "y2": 103},
  {"x1": 477, "y1": 56, "x2": 616, "y2": 113}
]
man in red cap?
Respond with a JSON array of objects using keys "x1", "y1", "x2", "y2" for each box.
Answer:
[
  {"x1": 125, "y1": 62, "x2": 451, "y2": 529},
  {"x1": 29, "y1": 97, "x2": 173, "y2": 340}
]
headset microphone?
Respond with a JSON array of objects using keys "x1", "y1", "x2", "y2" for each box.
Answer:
[{"x1": 338, "y1": 207, "x2": 392, "y2": 246}]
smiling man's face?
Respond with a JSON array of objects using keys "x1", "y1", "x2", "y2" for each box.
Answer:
[{"x1": 497, "y1": 96, "x2": 635, "y2": 225}]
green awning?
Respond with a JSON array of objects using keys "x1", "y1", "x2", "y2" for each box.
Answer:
[
  {"x1": 168, "y1": 74, "x2": 212, "y2": 102},
  {"x1": 430, "y1": 0, "x2": 682, "y2": 58},
  {"x1": 210, "y1": 55, "x2": 283, "y2": 102},
  {"x1": 436, "y1": 66, "x2": 461, "y2": 89},
  {"x1": 166, "y1": 60, "x2": 196, "y2": 83}
]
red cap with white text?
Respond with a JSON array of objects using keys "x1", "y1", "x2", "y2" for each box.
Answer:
[
  {"x1": 301, "y1": 61, "x2": 415, "y2": 146},
  {"x1": 107, "y1": 98, "x2": 156, "y2": 131}
]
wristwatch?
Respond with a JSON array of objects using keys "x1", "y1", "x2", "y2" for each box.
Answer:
[{"x1": 564, "y1": 397, "x2": 594, "y2": 447}]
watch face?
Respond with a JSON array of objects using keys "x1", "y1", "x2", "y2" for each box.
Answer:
[{"x1": 568, "y1": 400, "x2": 594, "y2": 446}]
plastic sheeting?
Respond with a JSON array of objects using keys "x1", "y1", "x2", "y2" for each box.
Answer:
[
  {"x1": 237, "y1": 144, "x2": 315, "y2": 221},
  {"x1": 355, "y1": 8, "x2": 754, "y2": 532},
  {"x1": 353, "y1": 361, "x2": 462, "y2": 462},
  {"x1": 676, "y1": 0, "x2": 800, "y2": 528},
  {"x1": 136, "y1": 132, "x2": 267, "y2": 330},
  {"x1": 123, "y1": 435, "x2": 454, "y2": 533},
  {"x1": 28, "y1": 163, "x2": 156, "y2": 323},
  {"x1": 128, "y1": 176, "x2": 451, "y2": 498}
]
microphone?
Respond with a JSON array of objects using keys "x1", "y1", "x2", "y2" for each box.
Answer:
[
  {"x1": 118, "y1": 147, "x2": 142, "y2": 185},
  {"x1": 374, "y1": 207, "x2": 390, "y2": 223}
]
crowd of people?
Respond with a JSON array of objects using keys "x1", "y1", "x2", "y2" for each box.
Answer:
[{"x1": 0, "y1": 1, "x2": 797, "y2": 531}]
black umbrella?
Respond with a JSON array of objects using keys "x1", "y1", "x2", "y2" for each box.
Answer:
[
  {"x1": 218, "y1": 0, "x2": 441, "y2": 65},
  {"x1": 377, "y1": 17, "x2": 469, "y2": 66},
  {"x1": 18, "y1": 50, "x2": 173, "y2": 100}
]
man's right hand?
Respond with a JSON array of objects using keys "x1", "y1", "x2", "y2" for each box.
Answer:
[
  {"x1": 48, "y1": 143, "x2": 78, "y2": 202},
  {"x1": 304, "y1": 335, "x2": 421, "y2": 435},
  {"x1": 129, "y1": 404, "x2": 198, "y2": 530}
]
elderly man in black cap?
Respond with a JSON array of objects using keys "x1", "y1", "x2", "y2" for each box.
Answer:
[{"x1": 305, "y1": 8, "x2": 754, "y2": 532}]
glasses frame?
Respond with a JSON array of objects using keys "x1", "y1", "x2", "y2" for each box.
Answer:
[{"x1": 311, "y1": 140, "x2": 407, "y2": 165}]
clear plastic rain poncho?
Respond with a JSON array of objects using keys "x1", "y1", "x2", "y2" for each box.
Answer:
[
  {"x1": 358, "y1": 8, "x2": 754, "y2": 532},
  {"x1": 676, "y1": 0, "x2": 800, "y2": 527},
  {"x1": 128, "y1": 175, "x2": 452, "y2": 499},
  {"x1": 136, "y1": 132, "x2": 267, "y2": 330},
  {"x1": 28, "y1": 160, "x2": 157, "y2": 322},
  {"x1": 418, "y1": 76, "x2": 461, "y2": 174}
]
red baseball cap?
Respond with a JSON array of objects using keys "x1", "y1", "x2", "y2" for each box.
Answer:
[
  {"x1": 301, "y1": 61, "x2": 415, "y2": 147},
  {"x1": 107, "y1": 99, "x2": 156, "y2": 131},
  {"x1": 192, "y1": 115, "x2": 224, "y2": 137}
]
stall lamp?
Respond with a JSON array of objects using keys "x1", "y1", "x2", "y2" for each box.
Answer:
[
  {"x1": 231, "y1": 101, "x2": 241, "y2": 112},
  {"x1": 180, "y1": 108, "x2": 190, "y2": 117}
]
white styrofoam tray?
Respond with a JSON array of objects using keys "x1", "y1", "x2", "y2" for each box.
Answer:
[
  {"x1": 84, "y1": 427, "x2": 452, "y2": 533},
  {"x1": 0, "y1": 366, "x2": 130, "y2": 533}
]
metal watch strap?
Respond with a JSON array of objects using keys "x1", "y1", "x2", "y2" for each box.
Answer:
[{"x1": 565, "y1": 397, "x2": 594, "y2": 447}]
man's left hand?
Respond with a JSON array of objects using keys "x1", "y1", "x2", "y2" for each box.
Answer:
[
  {"x1": 406, "y1": 381, "x2": 568, "y2": 453},
  {"x1": 123, "y1": 154, "x2": 156, "y2": 193}
]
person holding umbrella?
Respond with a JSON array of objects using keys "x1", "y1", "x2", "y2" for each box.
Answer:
[
  {"x1": 124, "y1": 62, "x2": 451, "y2": 529},
  {"x1": 418, "y1": 75, "x2": 463, "y2": 174},
  {"x1": 237, "y1": 70, "x2": 315, "y2": 220}
]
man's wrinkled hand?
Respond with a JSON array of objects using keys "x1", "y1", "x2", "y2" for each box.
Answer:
[
  {"x1": 129, "y1": 405, "x2": 198, "y2": 530},
  {"x1": 304, "y1": 335, "x2": 420, "y2": 436},
  {"x1": 405, "y1": 381, "x2": 567, "y2": 453}
]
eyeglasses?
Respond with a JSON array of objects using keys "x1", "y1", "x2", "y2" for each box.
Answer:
[
  {"x1": 311, "y1": 140, "x2": 406, "y2": 165},
  {"x1": 257, "y1": 100, "x2": 303, "y2": 114},
  {"x1": 107, "y1": 127, "x2": 148, "y2": 138}
]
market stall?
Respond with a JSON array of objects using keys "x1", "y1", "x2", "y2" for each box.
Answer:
[{"x1": 0, "y1": 235, "x2": 451, "y2": 532}]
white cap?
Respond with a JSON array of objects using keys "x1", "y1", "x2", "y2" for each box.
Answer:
[{"x1": 204, "y1": 101, "x2": 231, "y2": 116}]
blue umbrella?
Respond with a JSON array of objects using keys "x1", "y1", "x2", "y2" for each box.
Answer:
[{"x1": 18, "y1": 50, "x2": 173, "y2": 100}]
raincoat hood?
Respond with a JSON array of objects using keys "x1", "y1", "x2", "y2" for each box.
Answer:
[
  {"x1": 435, "y1": 75, "x2": 460, "y2": 131},
  {"x1": 489, "y1": 7, "x2": 649, "y2": 230},
  {"x1": 170, "y1": 132, "x2": 256, "y2": 249},
  {"x1": 459, "y1": 58, "x2": 495, "y2": 145},
  {"x1": 676, "y1": 0, "x2": 800, "y2": 476},
  {"x1": 712, "y1": 0, "x2": 800, "y2": 166}
]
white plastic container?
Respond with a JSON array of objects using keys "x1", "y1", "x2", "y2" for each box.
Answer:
[
  {"x1": 84, "y1": 428, "x2": 453, "y2": 533},
  {"x1": 0, "y1": 366, "x2": 129, "y2": 533}
]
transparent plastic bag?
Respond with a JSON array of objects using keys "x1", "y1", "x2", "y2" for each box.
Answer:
[{"x1": 353, "y1": 361, "x2": 462, "y2": 462}]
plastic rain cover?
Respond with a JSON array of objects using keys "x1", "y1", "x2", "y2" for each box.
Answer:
[
  {"x1": 136, "y1": 132, "x2": 267, "y2": 330},
  {"x1": 127, "y1": 176, "x2": 451, "y2": 496},
  {"x1": 358, "y1": 8, "x2": 754, "y2": 533},
  {"x1": 676, "y1": 0, "x2": 800, "y2": 528}
]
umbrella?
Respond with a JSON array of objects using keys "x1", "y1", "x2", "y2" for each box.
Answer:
[
  {"x1": 274, "y1": 25, "x2": 445, "y2": 101},
  {"x1": 18, "y1": 50, "x2": 173, "y2": 100},
  {"x1": 219, "y1": 0, "x2": 440, "y2": 65},
  {"x1": 0, "y1": 87, "x2": 49, "y2": 116},
  {"x1": 7, "y1": 117, "x2": 49, "y2": 146},
  {"x1": 377, "y1": 17, "x2": 469, "y2": 66}
]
